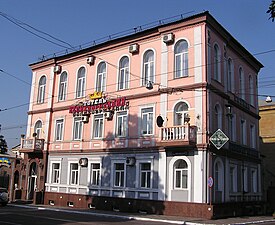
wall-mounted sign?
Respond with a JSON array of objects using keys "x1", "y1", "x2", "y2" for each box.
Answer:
[
  {"x1": 69, "y1": 92, "x2": 129, "y2": 116},
  {"x1": 0, "y1": 157, "x2": 11, "y2": 167},
  {"x1": 209, "y1": 129, "x2": 229, "y2": 150}
]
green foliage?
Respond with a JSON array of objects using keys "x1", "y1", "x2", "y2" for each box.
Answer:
[
  {"x1": 0, "y1": 135, "x2": 8, "y2": 154},
  {"x1": 267, "y1": 0, "x2": 275, "y2": 22}
]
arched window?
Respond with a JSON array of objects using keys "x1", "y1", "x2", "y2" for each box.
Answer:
[
  {"x1": 96, "y1": 62, "x2": 106, "y2": 92},
  {"x1": 239, "y1": 67, "x2": 245, "y2": 100},
  {"x1": 174, "y1": 40, "x2": 189, "y2": 78},
  {"x1": 227, "y1": 58, "x2": 234, "y2": 92},
  {"x1": 142, "y1": 50, "x2": 155, "y2": 85},
  {"x1": 37, "y1": 76, "x2": 46, "y2": 103},
  {"x1": 76, "y1": 67, "x2": 86, "y2": 98},
  {"x1": 214, "y1": 104, "x2": 222, "y2": 130},
  {"x1": 174, "y1": 102, "x2": 189, "y2": 126},
  {"x1": 174, "y1": 159, "x2": 188, "y2": 189},
  {"x1": 249, "y1": 75, "x2": 254, "y2": 106},
  {"x1": 118, "y1": 56, "x2": 129, "y2": 90},
  {"x1": 34, "y1": 120, "x2": 42, "y2": 138},
  {"x1": 58, "y1": 71, "x2": 67, "y2": 101},
  {"x1": 214, "y1": 44, "x2": 221, "y2": 82}
]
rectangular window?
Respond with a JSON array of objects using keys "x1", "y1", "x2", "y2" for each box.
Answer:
[
  {"x1": 250, "y1": 124, "x2": 256, "y2": 149},
  {"x1": 229, "y1": 165, "x2": 237, "y2": 192},
  {"x1": 73, "y1": 117, "x2": 83, "y2": 140},
  {"x1": 116, "y1": 111, "x2": 127, "y2": 137},
  {"x1": 119, "y1": 67, "x2": 129, "y2": 90},
  {"x1": 175, "y1": 169, "x2": 188, "y2": 189},
  {"x1": 91, "y1": 163, "x2": 100, "y2": 186},
  {"x1": 114, "y1": 163, "x2": 124, "y2": 187},
  {"x1": 37, "y1": 85, "x2": 45, "y2": 103},
  {"x1": 55, "y1": 119, "x2": 64, "y2": 141},
  {"x1": 141, "y1": 107, "x2": 153, "y2": 135},
  {"x1": 140, "y1": 163, "x2": 151, "y2": 188},
  {"x1": 52, "y1": 163, "x2": 60, "y2": 184},
  {"x1": 243, "y1": 166, "x2": 248, "y2": 193},
  {"x1": 93, "y1": 114, "x2": 103, "y2": 138},
  {"x1": 76, "y1": 77, "x2": 85, "y2": 98},
  {"x1": 241, "y1": 119, "x2": 246, "y2": 145},
  {"x1": 251, "y1": 169, "x2": 257, "y2": 193},
  {"x1": 70, "y1": 163, "x2": 79, "y2": 185}
]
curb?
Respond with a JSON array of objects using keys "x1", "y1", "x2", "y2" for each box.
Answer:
[{"x1": 10, "y1": 204, "x2": 191, "y2": 225}]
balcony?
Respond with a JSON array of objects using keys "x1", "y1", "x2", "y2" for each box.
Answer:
[
  {"x1": 20, "y1": 138, "x2": 44, "y2": 153},
  {"x1": 159, "y1": 125, "x2": 197, "y2": 146}
]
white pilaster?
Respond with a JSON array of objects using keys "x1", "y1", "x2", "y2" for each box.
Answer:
[
  {"x1": 158, "y1": 152, "x2": 166, "y2": 200},
  {"x1": 193, "y1": 150, "x2": 204, "y2": 202}
]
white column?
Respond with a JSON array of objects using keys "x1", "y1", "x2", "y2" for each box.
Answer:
[
  {"x1": 193, "y1": 150, "x2": 204, "y2": 202},
  {"x1": 158, "y1": 152, "x2": 166, "y2": 200}
]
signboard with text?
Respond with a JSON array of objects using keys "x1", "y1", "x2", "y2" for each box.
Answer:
[{"x1": 209, "y1": 129, "x2": 229, "y2": 150}]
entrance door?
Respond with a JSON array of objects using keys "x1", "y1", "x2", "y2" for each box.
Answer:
[{"x1": 27, "y1": 162, "x2": 37, "y2": 200}]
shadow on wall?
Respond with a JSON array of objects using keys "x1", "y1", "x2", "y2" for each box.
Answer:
[
  {"x1": 87, "y1": 112, "x2": 166, "y2": 214},
  {"x1": 259, "y1": 136, "x2": 275, "y2": 213}
]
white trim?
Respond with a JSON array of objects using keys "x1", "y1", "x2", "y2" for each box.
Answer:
[
  {"x1": 168, "y1": 156, "x2": 191, "y2": 202},
  {"x1": 57, "y1": 70, "x2": 69, "y2": 102},
  {"x1": 158, "y1": 152, "x2": 166, "y2": 200},
  {"x1": 139, "y1": 104, "x2": 155, "y2": 137},
  {"x1": 116, "y1": 54, "x2": 130, "y2": 91},
  {"x1": 140, "y1": 48, "x2": 156, "y2": 86},
  {"x1": 193, "y1": 151, "x2": 203, "y2": 203},
  {"x1": 87, "y1": 158, "x2": 102, "y2": 188},
  {"x1": 75, "y1": 65, "x2": 87, "y2": 99},
  {"x1": 49, "y1": 160, "x2": 62, "y2": 186},
  {"x1": 95, "y1": 61, "x2": 107, "y2": 92},
  {"x1": 194, "y1": 26, "x2": 202, "y2": 83},
  {"x1": 67, "y1": 161, "x2": 80, "y2": 187}
]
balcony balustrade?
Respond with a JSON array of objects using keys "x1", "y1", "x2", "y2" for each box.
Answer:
[
  {"x1": 20, "y1": 138, "x2": 44, "y2": 153},
  {"x1": 159, "y1": 124, "x2": 196, "y2": 146}
]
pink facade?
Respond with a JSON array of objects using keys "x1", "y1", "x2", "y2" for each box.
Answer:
[{"x1": 18, "y1": 12, "x2": 263, "y2": 218}]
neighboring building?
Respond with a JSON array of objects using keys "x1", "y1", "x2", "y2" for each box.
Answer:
[
  {"x1": 259, "y1": 100, "x2": 275, "y2": 212},
  {"x1": 18, "y1": 11, "x2": 263, "y2": 219}
]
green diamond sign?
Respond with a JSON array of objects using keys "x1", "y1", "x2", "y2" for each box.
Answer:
[{"x1": 209, "y1": 129, "x2": 229, "y2": 150}]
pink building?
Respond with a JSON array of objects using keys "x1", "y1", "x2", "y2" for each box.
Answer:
[{"x1": 19, "y1": 11, "x2": 263, "y2": 218}]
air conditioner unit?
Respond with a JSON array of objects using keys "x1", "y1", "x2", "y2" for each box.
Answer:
[
  {"x1": 104, "y1": 111, "x2": 113, "y2": 120},
  {"x1": 126, "y1": 157, "x2": 136, "y2": 166},
  {"x1": 129, "y1": 44, "x2": 139, "y2": 54},
  {"x1": 86, "y1": 56, "x2": 95, "y2": 65},
  {"x1": 163, "y1": 33, "x2": 174, "y2": 44},
  {"x1": 81, "y1": 115, "x2": 89, "y2": 123},
  {"x1": 54, "y1": 65, "x2": 61, "y2": 73}
]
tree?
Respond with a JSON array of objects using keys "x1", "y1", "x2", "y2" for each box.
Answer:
[
  {"x1": 267, "y1": 0, "x2": 275, "y2": 22},
  {"x1": 0, "y1": 135, "x2": 8, "y2": 154}
]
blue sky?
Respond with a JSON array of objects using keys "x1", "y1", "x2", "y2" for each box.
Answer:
[{"x1": 0, "y1": 0, "x2": 274, "y2": 148}]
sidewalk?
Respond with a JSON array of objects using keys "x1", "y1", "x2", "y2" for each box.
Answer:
[{"x1": 10, "y1": 202, "x2": 275, "y2": 225}]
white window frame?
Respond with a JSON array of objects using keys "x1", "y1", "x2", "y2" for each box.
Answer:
[
  {"x1": 54, "y1": 118, "x2": 64, "y2": 141},
  {"x1": 113, "y1": 162, "x2": 125, "y2": 188},
  {"x1": 115, "y1": 111, "x2": 128, "y2": 137},
  {"x1": 213, "y1": 44, "x2": 221, "y2": 82},
  {"x1": 118, "y1": 56, "x2": 129, "y2": 90},
  {"x1": 34, "y1": 120, "x2": 42, "y2": 139},
  {"x1": 96, "y1": 62, "x2": 107, "y2": 92},
  {"x1": 58, "y1": 71, "x2": 68, "y2": 101},
  {"x1": 93, "y1": 114, "x2": 104, "y2": 139},
  {"x1": 68, "y1": 162, "x2": 79, "y2": 185},
  {"x1": 229, "y1": 164, "x2": 237, "y2": 193},
  {"x1": 139, "y1": 162, "x2": 152, "y2": 189},
  {"x1": 73, "y1": 117, "x2": 83, "y2": 140},
  {"x1": 90, "y1": 163, "x2": 101, "y2": 186},
  {"x1": 50, "y1": 162, "x2": 61, "y2": 184},
  {"x1": 174, "y1": 159, "x2": 188, "y2": 189},
  {"x1": 227, "y1": 58, "x2": 234, "y2": 92},
  {"x1": 142, "y1": 49, "x2": 155, "y2": 86},
  {"x1": 239, "y1": 67, "x2": 245, "y2": 100},
  {"x1": 76, "y1": 67, "x2": 86, "y2": 98},
  {"x1": 37, "y1": 75, "x2": 46, "y2": 104},
  {"x1": 140, "y1": 105, "x2": 154, "y2": 136},
  {"x1": 250, "y1": 124, "x2": 256, "y2": 149},
  {"x1": 174, "y1": 39, "x2": 189, "y2": 78},
  {"x1": 241, "y1": 119, "x2": 247, "y2": 145}
]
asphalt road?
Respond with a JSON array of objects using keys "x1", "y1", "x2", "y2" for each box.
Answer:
[{"x1": 0, "y1": 205, "x2": 175, "y2": 225}]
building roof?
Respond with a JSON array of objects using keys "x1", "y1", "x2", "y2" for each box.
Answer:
[{"x1": 29, "y1": 11, "x2": 263, "y2": 72}]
